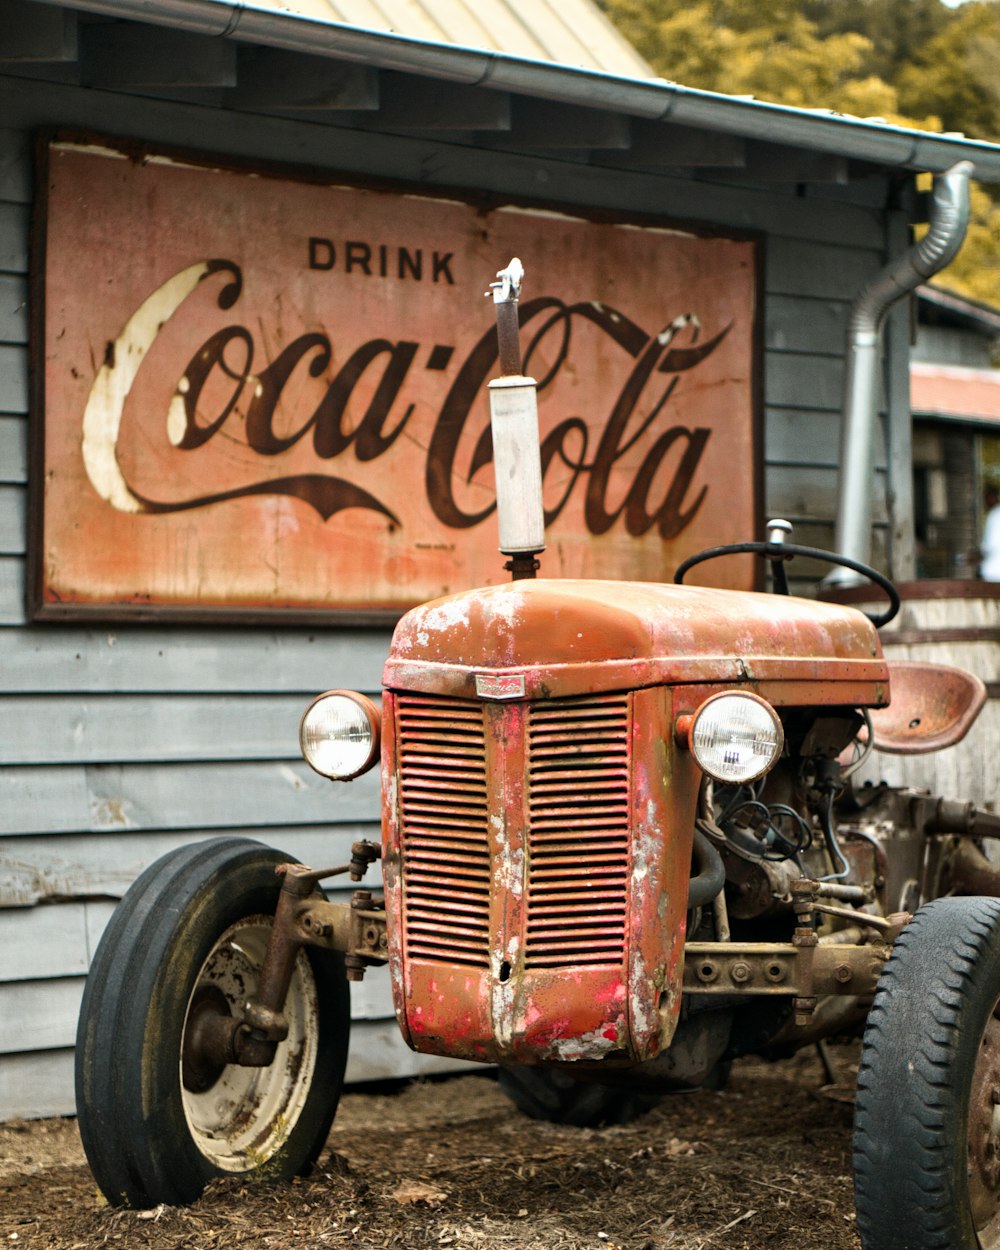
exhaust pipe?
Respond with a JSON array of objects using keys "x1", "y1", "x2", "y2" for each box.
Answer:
[
  {"x1": 826, "y1": 161, "x2": 973, "y2": 587},
  {"x1": 487, "y1": 259, "x2": 546, "y2": 580}
]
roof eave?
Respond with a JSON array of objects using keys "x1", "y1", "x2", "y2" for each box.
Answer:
[{"x1": 27, "y1": 0, "x2": 1000, "y2": 181}]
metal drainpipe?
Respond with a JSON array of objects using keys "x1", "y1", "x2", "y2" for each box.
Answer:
[{"x1": 825, "y1": 160, "x2": 973, "y2": 588}]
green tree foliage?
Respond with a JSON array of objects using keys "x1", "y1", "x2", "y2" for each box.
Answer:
[{"x1": 598, "y1": 0, "x2": 1000, "y2": 304}]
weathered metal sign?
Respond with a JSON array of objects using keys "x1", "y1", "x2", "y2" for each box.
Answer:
[{"x1": 33, "y1": 139, "x2": 759, "y2": 621}]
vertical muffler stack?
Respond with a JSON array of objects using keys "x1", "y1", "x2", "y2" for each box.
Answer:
[{"x1": 487, "y1": 258, "x2": 546, "y2": 579}]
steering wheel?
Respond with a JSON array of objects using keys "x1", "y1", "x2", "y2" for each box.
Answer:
[{"x1": 673, "y1": 526, "x2": 900, "y2": 629}]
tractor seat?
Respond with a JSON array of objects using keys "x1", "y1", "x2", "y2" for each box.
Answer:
[{"x1": 870, "y1": 660, "x2": 987, "y2": 755}]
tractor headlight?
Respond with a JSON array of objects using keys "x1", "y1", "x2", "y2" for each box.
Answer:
[
  {"x1": 688, "y1": 692, "x2": 783, "y2": 784},
  {"x1": 300, "y1": 691, "x2": 381, "y2": 781}
]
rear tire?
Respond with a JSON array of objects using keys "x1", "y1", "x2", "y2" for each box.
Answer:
[
  {"x1": 75, "y1": 837, "x2": 350, "y2": 1207},
  {"x1": 854, "y1": 896, "x2": 1000, "y2": 1250},
  {"x1": 498, "y1": 1065, "x2": 659, "y2": 1127}
]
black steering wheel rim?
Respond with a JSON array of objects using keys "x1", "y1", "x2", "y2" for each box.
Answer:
[{"x1": 673, "y1": 541, "x2": 900, "y2": 629}]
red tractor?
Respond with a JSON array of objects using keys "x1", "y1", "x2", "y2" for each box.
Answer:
[{"x1": 76, "y1": 263, "x2": 1000, "y2": 1250}]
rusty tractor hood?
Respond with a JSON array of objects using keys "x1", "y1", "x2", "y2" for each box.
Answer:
[{"x1": 384, "y1": 579, "x2": 888, "y2": 706}]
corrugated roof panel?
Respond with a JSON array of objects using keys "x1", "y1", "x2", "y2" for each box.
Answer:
[{"x1": 271, "y1": 0, "x2": 653, "y2": 76}]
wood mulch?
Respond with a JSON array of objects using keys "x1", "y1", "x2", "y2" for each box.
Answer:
[{"x1": 0, "y1": 1046, "x2": 862, "y2": 1250}]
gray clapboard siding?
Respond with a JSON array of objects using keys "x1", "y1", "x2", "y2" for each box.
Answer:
[
  {"x1": 0, "y1": 274, "x2": 27, "y2": 342},
  {"x1": 0, "y1": 1022, "x2": 480, "y2": 1120},
  {"x1": 0, "y1": 482, "x2": 24, "y2": 552},
  {"x1": 0, "y1": 555, "x2": 24, "y2": 624},
  {"x1": 0, "y1": 343, "x2": 26, "y2": 414},
  {"x1": 0, "y1": 415, "x2": 27, "y2": 481},
  {"x1": 765, "y1": 295, "x2": 849, "y2": 356},
  {"x1": 1, "y1": 952, "x2": 395, "y2": 1054},
  {"x1": 0, "y1": 628, "x2": 392, "y2": 694},
  {"x1": 0, "y1": 977, "x2": 79, "y2": 1053},
  {"x1": 765, "y1": 409, "x2": 844, "y2": 468},
  {"x1": 0, "y1": 900, "x2": 116, "y2": 979},
  {"x1": 0, "y1": 128, "x2": 30, "y2": 203},
  {"x1": 0, "y1": 693, "x2": 342, "y2": 764},
  {"x1": 1, "y1": 826, "x2": 381, "y2": 906},
  {"x1": 766, "y1": 463, "x2": 888, "y2": 525},
  {"x1": 0, "y1": 201, "x2": 28, "y2": 274},
  {"x1": 766, "y1": 237, "x2": 880, "y2": 300},
  {"x1": 0, "y1": 759, "x2": 380, "y2": 837},
  {"x1": 764, "y1": 351, "x2": 845, "y2": 413}
]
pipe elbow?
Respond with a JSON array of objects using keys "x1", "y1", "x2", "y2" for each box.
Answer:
[{"x1": 913, "y1": 160, "x2": 974, "y2": 277}]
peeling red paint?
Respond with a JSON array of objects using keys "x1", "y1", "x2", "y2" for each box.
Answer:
[{"x1": 381, "y1": 577, "x2": 886, "y2": 1067}]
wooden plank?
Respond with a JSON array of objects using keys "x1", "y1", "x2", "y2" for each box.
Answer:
[
  {"x1": 765, "y1": 462, "x2": 889, "y2": 524},
  {"x1": 607, "y1": 119, "x2": 745, "y2": 170},
  {"x1": 0, "y1": 900, "x2": 115, "y2": 980},
  {"x1": 0, "y1": 759, "x2": 381, "y2": 837},
  {"x1": 0, "y1": 555, "x2": 24, "y2": 623},
  {"x1": 0, "y1": 972, "x2": 407, "y2": 1054},
  {"x1": 0, "y1": 1021, "x2": 482, "y2": 1120},
  {"x1": 0, "y1": 1048, "x2": 75, "y2": 1119},
  {"x1": 764, "y1": 407, "x2": 887, "y2": 471},
  {"x1": 369, "y1": 71, "x2": 510, "y2": 131},
  {"x1": 82, "y1": 24, "x2": 236, "y2": 89},
  {"x1": 0, "y1": 344, "x2": 27, "y2": 414},
  {"x1": 0, "y1": 826, "x2": 381, "y2": 906},
  {"x1": 743, "y1": 143, "x2": 848, "y2": 185},
  {"x1": 232, "y1": 48, "x2": 379, "y2": 111},
  {"x1": 764, "y1": 351, "x2": 845, "y2": 412},
  {"x1": 765, "y1": 408, "x2": 843, "y2": 467},
  {"x1": 0, "y1": 693, "x2": 341, "y2": 765},
  {"x1": 766, "y1": 237, "x2": 879, "y2": 300},
  {"x1": 0, "y1": 415, "x2": 26, "y2": 480},
  {"x1": 0, "y1": 77, "x2": 888, "y2": 249},
  {"x1": 0, "y1": 201, "x2": 28, "y2": 273},
  {"x1": 492, "y1": 98, "x2": 630, "y2": 150},
  {"x1": 0, "y1": 0, "x2": 77, "y2": 62},
  {"x1": 0, "y1": 126, "x2": 31, "y2": 203},
  {"x1": 0, "y1": 274, "x2": 27, "y2": 342},
  {"x1": 0, "y1": 626, "x2": 392, "y2": 694},
  {"x1": 0, "y1": 482, "x2": 24, "y2": 554},
  {"x1": 765, "y1": 295, "x2": 849, "y2": 356},
  {"x1": 0, "y1": 976, "x2": 79, "y2": 1053}
]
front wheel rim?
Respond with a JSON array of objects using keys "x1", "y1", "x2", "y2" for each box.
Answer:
[
  {"x1": 180, "y1": 917, "x2": 320, "y2": 1172},
  {"x1": 968, "y1": 999, "x2": 1000, "y2": 1248}
]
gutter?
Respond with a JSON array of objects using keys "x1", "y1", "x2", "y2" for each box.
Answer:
[
  {"x1": 826, "y1": 161, "x2": 973, "y2": 587},
  {"x1": 25, "y1": 0, "x2": 1000, "y2": 180}
]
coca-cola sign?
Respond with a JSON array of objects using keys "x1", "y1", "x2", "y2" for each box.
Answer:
[{"x1": 33, "y1": 139, "x2": 759, "y2": 620}]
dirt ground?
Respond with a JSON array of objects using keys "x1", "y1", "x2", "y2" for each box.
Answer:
[{"x1": 0, "y1": 1046, "x2": 862, "y2": 1250}]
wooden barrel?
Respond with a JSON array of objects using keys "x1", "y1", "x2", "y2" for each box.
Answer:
[{"x1": 822, "y1": 581, "x2": 1000, "y2": 811}]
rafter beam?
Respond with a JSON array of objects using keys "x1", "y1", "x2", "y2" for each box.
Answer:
[
  {"x1": 82, "y1": 21, "x2": 236, "y2": 88},
  {"x1": 231, "y1": 47, "x2": 378, "y2": 110}
]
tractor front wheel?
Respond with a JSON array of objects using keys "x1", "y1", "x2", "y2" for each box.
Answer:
[{"x1": 75, "y1": 837, "x2": 350, "y2": 1208}]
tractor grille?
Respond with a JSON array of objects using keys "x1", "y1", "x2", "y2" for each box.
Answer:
[
  {"x1": 395, "y1": 691, "x2": 633, "y2": 971},
  {"x1": 396, "y1": 695, "x2": 491, "y2": 968},
  {"x1": 524, "y1": 695, "x2": 631, "y2": 968}
]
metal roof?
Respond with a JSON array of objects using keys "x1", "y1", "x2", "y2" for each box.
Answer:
[
  {"x1": 11, "y1": 0, "x2": 1000, "y2": 183},
  {"x1": 270, "y1": 0, "x2": 653, "y2": 78}
]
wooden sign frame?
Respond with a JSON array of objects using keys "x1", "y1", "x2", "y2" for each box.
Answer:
[{"x1": 30, "y1": 134, "x2": 762, "y2": 623}]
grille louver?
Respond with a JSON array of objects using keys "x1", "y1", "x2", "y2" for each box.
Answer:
[
  {"x1": 397, "y1": 696, "x2": 491, "y2": 967},
  {"x1": 524, "y1": 696, "x2": 631, "y2": 968}
]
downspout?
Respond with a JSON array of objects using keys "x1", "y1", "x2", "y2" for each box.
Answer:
[{"x1": 825, "y1": 160, "x2": 973, "y2": 587}]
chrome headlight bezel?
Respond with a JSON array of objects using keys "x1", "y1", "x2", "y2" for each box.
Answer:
[
  {"x1": 299, "y1": 690, "x2": 381, "y2": 781},
  {"x1": 687, "y1": 691, "x2": 784, "y2": 785}
]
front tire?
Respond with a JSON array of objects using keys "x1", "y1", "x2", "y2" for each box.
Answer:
[
  {"x1": 854, "y1": 896, "x2": 1000, "y2": 1249},
  {"x1": 75, "y1": 837, "x2": 350, "y2": 1207}
]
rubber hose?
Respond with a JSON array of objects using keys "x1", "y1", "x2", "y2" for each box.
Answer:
[{"x1": 688, "y1": 824, "x2": 726, "y2": 910}]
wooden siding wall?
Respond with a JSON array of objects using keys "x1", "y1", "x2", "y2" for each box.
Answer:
[{"x1": 0, "y1": 72, "x2": 898, "y2": 1119}]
